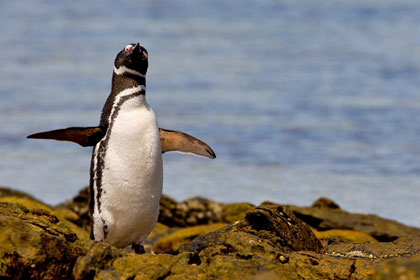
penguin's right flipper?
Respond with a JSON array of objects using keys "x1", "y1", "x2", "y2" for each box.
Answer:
[
  {"x1": 159, "y1": 128, "x2": 216, "y2": 159},
  {"x1": 27, "y1": 127, "x2": 106, "y2": 147}
]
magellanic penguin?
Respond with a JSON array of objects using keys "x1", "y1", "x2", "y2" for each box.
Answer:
[{"x1": 27, "y1": 43, "x2": 216, "y2": 253}]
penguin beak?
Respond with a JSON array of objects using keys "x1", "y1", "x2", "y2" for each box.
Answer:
[
  {"x1": 127, "y1": 43, "x2": 147, "y2": 60},
  {"x1": 132, "y1": 43, "x2": 140, "y2": 53}
]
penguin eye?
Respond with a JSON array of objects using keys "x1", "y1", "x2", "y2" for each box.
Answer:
[{"x1": 124, "y1": 45, "x2": 133, "y2": 51}]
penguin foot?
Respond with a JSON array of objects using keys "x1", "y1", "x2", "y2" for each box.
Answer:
[{"x1": 132, "y1": 243, "x2": 145, "y2": 254}]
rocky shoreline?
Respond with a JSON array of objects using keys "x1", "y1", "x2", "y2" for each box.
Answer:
[{"x1": 0, "y1": 186, "x2": 419, "y2": 279}]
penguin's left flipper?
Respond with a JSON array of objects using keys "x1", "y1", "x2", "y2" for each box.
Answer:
[
  {"x1": 27, "y1": 127, "x2": 105, "y2": 147},
  {"x1": 160, "y1": 128, "x2": 216, "y2": 159}
]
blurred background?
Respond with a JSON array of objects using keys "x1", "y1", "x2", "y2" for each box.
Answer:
[{"x1": 1, "y1": 0, "x2": 420, "y2": 226}]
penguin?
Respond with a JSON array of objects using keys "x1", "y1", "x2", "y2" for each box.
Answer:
[{"x1": 27, "y1": 43, "x2": 215, "y2": 253}]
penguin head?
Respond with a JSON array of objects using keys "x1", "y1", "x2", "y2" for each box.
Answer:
[{"x1": 114, "y1": 43, "x2": 148, "y2": 75}]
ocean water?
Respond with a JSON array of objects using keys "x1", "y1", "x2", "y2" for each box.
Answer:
[{"x1": 1, "y1": 0, "x2": 420, "y2": 226}]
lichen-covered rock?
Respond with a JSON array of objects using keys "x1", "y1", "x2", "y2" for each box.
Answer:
[
  {"x1": 0, "y1": 195, "x2": 52, "y2": 212},
  {"x1": 221, "y1": 202, "x2": 255, "y2": 224},
  {"x1": 311, "y1": 197, "x2": 341, "y2": 209},
  {"x1": 325, "y1": 236, "x2": 420, "y2": 259},
  {"x1": 55, "y1": 186, "x2": 91, "y2": 232},
  {"x1": 371, "y1": 255, "x2": 420, "y2": 280},
  {"x1": 81, "y1": 203, "x2": 325, "y2": 279},
  {"x1": 179, "y1": 202, "x2": 324, "y2": 257},
  {"x1": 143, "y1": 222, "x2": 174, "y2": 252},
  {"x1": 290, "y1": 200, "x2": 420, "y2": 241},
  {"x1": 158, "y1": 195, "x2": 224, "y2": 227},
  {"x1": 313, "y1": 228, "x2": 377, "y2": 243},
  {"x1": 153, "y1": 223, "x2": 228, "y2": 253},
  {"x1": 0, "y1": 202, "x2": 85, "y2": 279},
  {"x1": 251, "y1": 236, "x2": 420, "y2": 280},
  {"x1": 159, "y1": 194, "x2": 254, "y2": 227},
  {"x1": 0, "y1": 187, "x2": 89, "y2": 240},
  {"x1": 1, "y1": 186, "x2": 420, "y2": 280},
  {"x1": 0, "y1": 187, "x2": 45, "y2": 203},
  {"x1": 92, "y1": 252, "x2": 186, "y2": 280},
  {"x1": 72, "y1": 241, "x2": 126, "y2": 279}
]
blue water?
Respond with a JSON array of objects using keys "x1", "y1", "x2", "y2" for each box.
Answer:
[{"x1": 1, "y1": 0, "x2": 420, "y2": 226}]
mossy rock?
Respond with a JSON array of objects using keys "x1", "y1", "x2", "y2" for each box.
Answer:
[
  {"x1": 221, "y1": 203, "x2": 255, "y2": 224},
  {"x1": 105, "y1": 253, "x2": 179, "y2": 279},
  {"x1": 0, "y1": 196, "x2": 89, "y2": 240},
  {"x1": 0, "y1": 196, "x2": 52, "y2": 212},
  {"x1": 371, "y1": 255, "x2": 420, "y2": 280},
  {"x1": 0, "y1": 187, "x2": 44, "y2": 202},
  {"x1": 313, "y1": 228, "x2": 377, "y2": 243},
  {"x1": 179, "y1": 203, "x2": 324, "y2": 259},
  {"x1": 55, "y1": 186, "x2": 91, "y2": 232},
  {"x1": 153, "y1": 223, "x2": 228, "y2": 253},
  {"x1": 143, "y1": 222, "x2": 173, "y2": 252},
  {"x1": 159, "y1": 195, "x2": 224, "y2": 227},
  {"x1": 72, "y1": 241, "x2": 127, "y2": 279},
  {"x1": 290, "y1": 199, "x2": 420, "y2": 241},
  {"x1": 1, "y1": 187, "x2": 420, "y2": 279},
  {"x1": 0, "y1": 202, "x2": 85, "y2": 279},
  {"x1": 53, "y1": 207, "x2": 90, "y2": 240}
]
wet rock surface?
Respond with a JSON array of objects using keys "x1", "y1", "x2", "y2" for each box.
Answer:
[{"x1": 0, "y1": 186, "x2": 419, "y2": 279}]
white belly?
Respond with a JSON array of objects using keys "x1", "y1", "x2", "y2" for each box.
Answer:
[{"x1": 92, "y1": 97, "x2": 163, "y2": 248}]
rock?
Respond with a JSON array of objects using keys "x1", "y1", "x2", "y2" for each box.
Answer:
[
  {"x1": 0, "y1": 201, "x2": 85, "y2": 279},
  {"x1": 157, "y1": 194, "x2": 179, "y2": 226},
  {"x1": 249, "y1": 236, "x2": 420, "y2": 280},
  {"x1": 325, "y1": 236, "x2": 420, "y2": 259},
  {"x1": 0, "y1": 186, "x2": 45, "y2": 203},
  {"x1": 159, "y1": 194, "x2": 255, "y2": 227},
  {"x1": 0, "y1": 187, "x2": 324, "y2": 279},
  {"x1": 53, "y1": 207, "x2": 90, "y2": 240},
  {"x1": 158, "y1": 195, "x2": 224, "y2": 227},
  {"x1": 0, "y1": 187, "x2": 54, "y2": 214},
  {"x1": 0, "y1": 189, "x2": 89, "y2": 240},
  {"x1": 311, "y1": 197, "x2": 341, "y2": 209},
  {"x1": 0, "y1": 195, "x2": 52, "y2": 212},
  {"x1": 55, "y1": 187, "x2": 91, "y2": 232},
  {"x1": 84, "y1": 202, "x2": 325, "y2": 279},
  {"x1": 290, "y1": 198, "x2": 420, "y2": 242},
  {"x1": 280, "y1": 250, "x2": 379, "y2": 280},
  {"x1": 1, "y1": 186, "x2": 420, "y2": 279},
  {"x1": 221, "y1": 202, "x2": 255, "y2": 224},
  {"x1": 72, "y1": 241, "x2": 126, "y2": 279},
  {"x1": 179, "y1": 202, "x2": 324, "y2": 256},
  {"x1": 313, "y1": 228, "x2": 377, "y2": 243},
  {"x1": 371, "y1": 255, "x2": 420, "y2": 280},
  {"x1": 143, "y1": 222, "x2": 174, "y2": 253},
  {"x1": 153, "y1": 223, "x2": 228, "y2": 253},
  {"x1": 85, "y1": 252, "x2": 189, "y2": 280}
]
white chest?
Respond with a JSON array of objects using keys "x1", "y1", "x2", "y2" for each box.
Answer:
[{"x1": 92, "y1": 95, "x2": 163, "y2": 248}]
